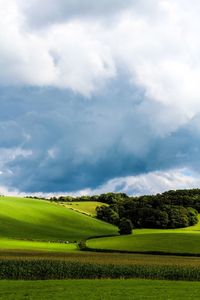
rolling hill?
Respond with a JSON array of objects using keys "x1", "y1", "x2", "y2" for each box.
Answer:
[
  {"x1": 0, "y1": 196, "x2": 118, "y2": 252},
  {"x1": 87, "y1": 216, "x2": 200, "y2": 255}
]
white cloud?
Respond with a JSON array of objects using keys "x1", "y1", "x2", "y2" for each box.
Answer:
[
  {"x1": 0, "y1": 0, "x2": 56, "y2": 86},
  {"x1": 0, "y1": 185, "x2": 18, "y2": 196},
  {"x1": 0, "y1": 147, "x2": 32, "y2": 174},
  {"x1": 18, "y1": 0, "x2": 133, "y2": 27},
  {"x1": 46, "y1": 22, "x2": 116, "y2": 96},
  {"x1": 84, "y1": 168, "x2": 200, "y2": 196},
  {"x1": 1, "y1": 0, "x2": 200, "y2": 127},
  {"x1": 0, "y1": 0, "x2": 116, "y2": 95},
  {"x1": 110, "y1": 2, "x2": 200, "y2": 123}
]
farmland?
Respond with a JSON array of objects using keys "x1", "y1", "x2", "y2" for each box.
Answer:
[{"x1": 1, "y1": 195, "x2": 200, "y2": 298}]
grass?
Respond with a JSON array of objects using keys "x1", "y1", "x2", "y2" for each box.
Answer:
[
  {"x1": 87, "y1": 215, "x2": 200, "y2": 255},
  {"x1": 0, "y1": 239, "x2": 77, "y2": 253},
  {"x1": 63, "y1": 201, "x2": 106, "y2": 216},
  {"x1": 87, "y1": 233, "x2": 200, "y2": 254},
  {"x1": 0, "y1": 279, "x2": 200, "y2": 299},
  {"x1": 0, "y1": 197, "x2": 117, "y2": 251}
]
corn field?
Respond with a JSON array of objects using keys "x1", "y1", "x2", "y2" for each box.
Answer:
[{"x1": 0, "y1": 259, "x2": 200, "y2": 280}]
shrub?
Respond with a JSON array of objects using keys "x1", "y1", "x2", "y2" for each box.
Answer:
[
  {"x1": 118, "y1": 218, "x2": 133, "y2": 235},
  {"x1": 77, "y1": 240, "x2": 87, "y2": 250}
]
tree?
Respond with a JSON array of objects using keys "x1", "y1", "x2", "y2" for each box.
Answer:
[
  {"x1": 186, "y1": 207, "x2": 198, "y2": 226},
  {"x1": 118, "y1": 218, "x2": 133, "y2": 235},
  {"x1": 96, "y1": 206, "x2": 119, "y2": 225},
  {"x1": 165, "y1": 206, "x2": 190, "y2": 228}
]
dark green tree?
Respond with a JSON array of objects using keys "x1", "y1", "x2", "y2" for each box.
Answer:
[
  {"x1": 118, "y1": 218, "x2": 133, "y2": 235},
  {"x1": 96, "y1": 206, "x2": 119, "y2": 225}
]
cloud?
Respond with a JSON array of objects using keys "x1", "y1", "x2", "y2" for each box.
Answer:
[
  {"x1": 88, "y1": 168, "x2": 200, "y2": 196},
  {"x1": 0, "y1": 0, "x2": 56, "y2": 86},
  {"x1": 1, "y1": 1, "x2": 200, "y2": 193},
  {"x1": 3, "y1": 168, "x2": 200, "y2": 197},
  {"x1": 0, "y1": 0, "x2": 116, "y2": 96},
  {"x1": 18, "y1": 0, "x2": 133, "y2": 26},
  {"x1": 1, "y1": 0, "x2": 200, "y2": 116},
  {"x1": 46, "y1": 23, "x2": 116, "y2": 96},
  {"x1": 0, "y1": 82, "x2": 200, "y2": 193}
]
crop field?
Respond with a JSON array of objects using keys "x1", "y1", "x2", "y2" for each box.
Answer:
[
  {"x1": 2, "y1": 250, "x2": 200, "y2": 267},
  {"x1": 2, "y1": 257, "x2": 200, "y2": 280},
  {"x1": 0, "y1": 279, "x2": 200, "y2": 300},
  {"x1": 63, "y1": 201, "x2": 106, "y2": 216},
  {"x1": 0, "y1": 197, "x2": 117, "y2": 252}
]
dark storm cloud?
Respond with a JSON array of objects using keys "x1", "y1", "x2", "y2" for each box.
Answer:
[{"x1": 0, "y1": 75, "x2": 200, "y2": 193}]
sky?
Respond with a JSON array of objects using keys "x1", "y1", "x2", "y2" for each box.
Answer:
[{"x1": 1, "y1": 0, "x2": 200, "y2": 196}]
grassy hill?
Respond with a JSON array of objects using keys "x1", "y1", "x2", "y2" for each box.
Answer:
[
  {"x1": 87, "y1": 216, "x2": 200, "y2": 255},
  {"x1": 0, "y1": 197, "x2": 117, "y2": 251},
  {"x1": 63, "y1": 201, "x2": 107, "y2": 216}
]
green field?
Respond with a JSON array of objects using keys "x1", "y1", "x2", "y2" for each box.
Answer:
[
  {"x1": 0, "y1": 197, "x2": 117, "y2": 252},
  {"x1": 0, "y1": 239, "x2": 77, "y2": 253},
  {"x1": 0, "y1": 279, "x2": 200, "y2": 300},
  {"x1": 63, "y1": 201, "x2": 106, "y2": 216},
  {"x1": 87, "y1": 216, "x2": 200, "y2": 255}
]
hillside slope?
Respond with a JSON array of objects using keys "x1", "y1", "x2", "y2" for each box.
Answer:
[
  {"x1": 0, "y1": 197, "x2": 118, "y2": 242},
  {"x1": 63, "y1": 201, "x2": 107, "y2": 216},
  {"x1": 87, "y1": 217, "x2": 200, "y2": 255}
]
